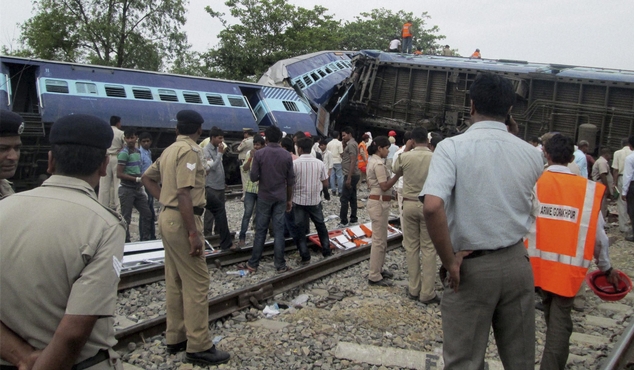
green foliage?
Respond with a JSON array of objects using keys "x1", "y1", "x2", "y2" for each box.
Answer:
[
  {"x1": 339, "y1": 8, "x2": 445, "y2": 53},
  {"x1": 205, "y1": 0, "x2": 343, "y2": 81},
  {"x1": 13, "y1": 0, "x2": 188, "y2": 70}
]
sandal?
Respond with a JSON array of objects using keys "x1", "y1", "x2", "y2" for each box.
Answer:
[
  {"x1": 229, "y1": 244, "x2": 240, "y2": 252},
  {"x1": 236, "y1": 262, "x2": 257, "y2": 273}
]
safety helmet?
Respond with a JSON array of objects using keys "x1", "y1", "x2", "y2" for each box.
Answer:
[
  {"x1": 388, "y1": 130, "x2": 396, "y2": 137},
  {"x1": 586, "y1": 269, "x2": 632, "y2": 301}
]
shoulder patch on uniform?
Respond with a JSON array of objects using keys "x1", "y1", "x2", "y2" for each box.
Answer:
[
  {"x1": 191, "y1": 145, "x2": 200, "y2": 153},
  {"x1": 186, "y1": 162, "x2": 196, "y2": 171},
  {"x1": 112, "y1": 256, "x2": 122, "y2": 277}
]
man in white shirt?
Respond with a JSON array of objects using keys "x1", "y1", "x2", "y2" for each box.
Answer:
[
  {"x1": 293, "y1": 138, "x2": 331, "y2": 262},
  {"x1": 620, "y1": 136, "x2": 634, "y2": 241},
  {"x1": 327, "y1": 131, "x2": 343, "y2": 196},
  {"x1": 612, "y1": 138, "x2": 632, "y2": 233},
  {"x1": 388, "y1": 37, "x2": 401, "y2": 52}
]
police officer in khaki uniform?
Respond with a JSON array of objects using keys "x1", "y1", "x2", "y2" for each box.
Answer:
[
  {"x1": 366, "y1": 136, "x2": 401, "y2": 286},
  {"x1": 0, "y1": 110, "x2": 24, "y2": 200},
  {"x1": 142, "y1": 110, "x2": 230, "y2": 366},
  {"x1": 392, "y1": 127, "x2": 440, "y2": 304},
  {"x1": 98, "y1": 116, "x2": 125, "y2": 211},
  {"x1": 0, "y1": 114, "x2": 126, "y2": 369}
]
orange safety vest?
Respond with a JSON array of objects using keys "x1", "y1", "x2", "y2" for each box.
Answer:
[
  {"x1": 471, "y1": 51, "x2": 481, "y2": 58},
  {"x1": 525, "y1": 170, "x2": 605, "y2": 297},
  {"x1": 358, "y1": 141, "x2": 368, "y2": 173},
  {"x1": 402, "y1": 23, "x2": 412, "y2": 38}
]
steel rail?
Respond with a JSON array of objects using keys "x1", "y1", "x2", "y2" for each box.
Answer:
[
  {"x1": 600, "y1": 317, "x2": 634, "y2": 369},
  {"x1": 114, "y1": 235, "x2": 403, "y2": 350}
]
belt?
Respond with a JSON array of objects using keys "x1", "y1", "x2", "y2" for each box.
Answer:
[
  {"x1": 165, "y1": 206, "x2": 205, "y2": 216},
  {"x1": 462, "y1": 240, "x2": 521, "y2": 259},
  {"x1": 0, "y1": 349, "x2": 109, "y2": 370},
  {"x1": 368, "y1": 194, "x2": 392, "y2": 201},
  {"x1": 402, "y1": 197, "x2": 419, "y2": 202}
]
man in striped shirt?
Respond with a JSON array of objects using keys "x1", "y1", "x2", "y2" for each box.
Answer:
[{"x1": 293, "y1": 138, "x2": 332, "y2": 263}]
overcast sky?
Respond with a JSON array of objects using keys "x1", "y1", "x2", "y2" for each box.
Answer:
[{"x1": 2, "y1": 0, "x2": 633, "y2": 70}]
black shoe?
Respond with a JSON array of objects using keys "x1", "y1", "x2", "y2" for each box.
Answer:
[
  {"x1": 322, "y1": 252, "x2": 332, "y2": 258},
  {"x1": 186, "y1": 345, "x2": 230, "y2": 366},
  {"x1": 420, "y1": 295, "x2": 441, "y2": 305},
  {"x1": 166, "y1": 340, "x2": 187, "y2": 354},
  {"x1": 368, "y1": 279, "x2": 393, "y2": 287},
  {"x1": 381, "y1": 270, "x2": 394, "y2": 279},
  {"x1": 298, "y1": 258, "x2": 310, "y2": 266},
  {"x1": 405, "y1": 287, "x2": 418, "y2": 301},
  {"x1": 350, "y1": 218, "x2": 359, "y2": 224}
]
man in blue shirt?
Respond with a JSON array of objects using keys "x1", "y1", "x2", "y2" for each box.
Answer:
[
  {"x1": 573, "y1": 140, "x2": 589, "y2": 178},
  {"x1": 138, "y1": 132, "x2": 156, "y2": 239}
]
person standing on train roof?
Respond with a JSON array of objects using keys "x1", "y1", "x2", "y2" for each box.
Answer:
[
  {"x1": 0, "y1": 114, "x2": 126, "y2": 369},
  {"x1": 366, "y1": 136, "x2": 401, "y2": 286},
  {"x1": 98, "y1": 115, "x2": 125, "y2": 212},
  {"x1": 142, "y1": 110, "x2": 230, "y2": 365},
  {"x1": 401, "y1": 20, "x2": 413, "y2": 54},
  {"x1": 117, "y1": 127, "x2": 153, "y2": 242},
  {"x1": 421, "y1": 72, "x2": 543, "y2": 369},
  {"x1": 529, "y1": 133, "x2": 618, "y2": 370},
  {"x1": 442, "y1": 45, "x2": 452, "y2": 56},
  {"x1": 338, "y1": 126, "x2": 360, "y2": 228},
  {"x1": 238, "y1": 125, "x2": 295, "y2": 273},
  {"x1": 393, "y1": 127, "x2": 440, "y2": 304},
  {"x1": 237, "y1": 128, "x2": 255, "y2": 201},
  {"x1": 138, "y1": 131, "x2": 156, "y2": 240},
  {"x1": 203, "y1": 126, "x2": 235, "y2": 251},
  {"x1": 470, "y1": 49, "x2": 481, "y2": 58},
  {"x1": 0, "y1": 110, "x2": 23, "y2": 200}
]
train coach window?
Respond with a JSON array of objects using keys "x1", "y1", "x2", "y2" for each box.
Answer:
[
  {"x1": 302, "y1": 75, "x2": 313, "y2": 86},
  {"x1": 45, "y1": 79, "x2": 69, "y2": 94},
  {"x1": 324, "y1": 67, "x2": 333, "y2": 74},
  {"x1": 310, "y1": 72, "x2": 321, "y2": 81},
  {"x1": 158, "y1": 89, "x2": 178, "y2": 102},
  {"x1": 318, "y1": 69, "x2": 327, "y2": 78},
  {"x1": 294, "y1": 79, "x2": 306, "y2": 89},
  {"x1": 105, "y1": 85, "x2": 127, "y2": 98},
  {"x1": 183, "y1": 91, "x2": 202, "y2": 104},
  {"x1": 132, "y1": 88, "x2": 153, "y2": 100},
  {"x1": 336, "y1": 62, "x2": 345, "y2": 69},
  {"x1": 76, "y1": 82, "x2": 97, "y2": 94},
  {"x1": 282, "y1": 101, "x2": 299, "y2": 112},
  {"x1": 227, "y1": 96, "x2": 246, "y2": 107},
  {"x1": 206, "y1": 94, "x2": 225, "y2": 105}
]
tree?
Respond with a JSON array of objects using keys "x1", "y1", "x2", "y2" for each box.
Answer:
[
  {"x1": 14, "y1": 0, "x2": 188, "y2": 70},
  {"x1": 340, "y1": 8, "x2": 445, "y2": 54},
  {"x1": 206, "y1": 0, "x2": 343, "y2": 81}
]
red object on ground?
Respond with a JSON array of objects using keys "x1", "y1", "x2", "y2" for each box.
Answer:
[
  {"x1": 586, "y1": 269, "x2": 632, "y2": 301},
  {"x1": 308, "y1": 230, "x2": 342, "y2": 249}
]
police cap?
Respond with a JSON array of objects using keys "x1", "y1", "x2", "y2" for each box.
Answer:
[
  {"x1": 176, "y1": 110, "x2": 204, "y2": 125},
  {"x1": 0, "y1": 111, "x2": 25, "y2": 137},
  {"x1": 50, "y1": 114, "x2": 113, "y2": 149}
]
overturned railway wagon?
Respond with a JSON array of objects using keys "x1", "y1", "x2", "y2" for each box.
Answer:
[
  {"x1": 0, "y1": 56, "x2": 318, "y2": 190},
  {"x1": 346, "y1": 50, "x2": 634, "y2": 151}
]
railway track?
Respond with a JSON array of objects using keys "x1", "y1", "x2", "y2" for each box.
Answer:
[
  {"x1": 114, "y1": 232, "x2": 403, "y2": 350},
  {"x1": 600, "y1": 308, "x2": 634, "y2": 369}
]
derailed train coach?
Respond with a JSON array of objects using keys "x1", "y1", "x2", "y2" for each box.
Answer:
[
  {"x1": 344, "y1": 50, "x2": 634, "y2": 152},
  {"x1": 258, "y1": 51, "x2": 355, "y2": 134},
  {"x1": 0, "y1": 55, "x2": 318, "y2": 189}
]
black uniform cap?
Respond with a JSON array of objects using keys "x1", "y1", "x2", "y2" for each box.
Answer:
[
  {"x1": 176, "y1": 110, "x2": 204, "y2": 125},
  {"x1": 50, "y1": 114, "x2": 113, "y2": 149},
  {"x1": 0, "y1": 111, "x2": 25, "y2": 137}
]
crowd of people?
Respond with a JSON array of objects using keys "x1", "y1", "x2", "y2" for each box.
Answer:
[{"x1": 0, "y1": 70, "x2": 629, "y2": 369}]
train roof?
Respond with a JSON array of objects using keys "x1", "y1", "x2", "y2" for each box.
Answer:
[
  {"x1": 0, "y1": 55, "x2": 296, "y2": 91},
  {"x1": 355, "y1": 50, "x2": 634, "y2": 84}
]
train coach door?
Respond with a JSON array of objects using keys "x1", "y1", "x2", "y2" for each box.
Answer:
[
  {"x1": 3, "y1": 62, "x2": 40, "y2": 114},
  {"x1": 239, "y1": 86, "x2": 275, "y2": 128}
]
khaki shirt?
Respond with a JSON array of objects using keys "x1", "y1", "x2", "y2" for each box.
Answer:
[
  {"x1": 107, "y1": 126, "x2": 125, "y2": 156},
  {"x1": 367, "y1": 154, "x2": 391, "y2": 196},
  {"x1": 0, "y1": 175, "x2": 125, "y2": 365},
  {"x1": 612, "y1": 146, "x2": 632, "y2": 174},
  {"x1": 144, "y1": 135, "x2": 206, "y2": 208},
  {"x1": 0, "y1": 179, "x2": 14, "y2": 200},
  {"x1": 393, "y1": 146, "x2": 433, "y2": 200},
  {"x1": 237, "y1": 137, "x2": 254, "y2": 160},
  {"x1": 592, "y1": 156, "x2": 613, "y2": 188}
]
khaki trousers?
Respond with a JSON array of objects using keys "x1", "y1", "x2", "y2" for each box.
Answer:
[
  {"x1": 617, "y1": 176, "x2": 630, "y2": 233},
  {"x1": 368, "y1": 199, "x2": 390, "y2": 282},
  {"x1": 402, "y1": 201, "x2": 437, "y2": 301},
  {"x1": 159, "y1": 208, "x2": 213, "y2": 353},
  {"x1": 98, "y1": 154, "x2": 120, "y2": 211}
]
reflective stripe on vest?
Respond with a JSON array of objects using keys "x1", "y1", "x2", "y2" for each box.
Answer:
[
  {"x1": 402, "y1": 23, "x2": 412, "y2": 38},
  {"x1": 526, "y1": 171, "x2": 605, "y2": 297}
]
